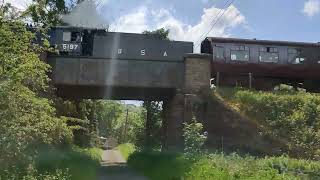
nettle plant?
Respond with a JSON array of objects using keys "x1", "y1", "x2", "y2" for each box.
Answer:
[{"x1": 183, "y1": 117, "x2": 208, "y2": 159}]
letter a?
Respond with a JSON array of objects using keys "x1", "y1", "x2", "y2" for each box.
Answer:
[{"x1": 163, "y1": 51, "x2": 167, "y2": 56}]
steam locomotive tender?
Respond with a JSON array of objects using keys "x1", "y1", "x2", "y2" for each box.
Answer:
[
  {"x1": 201, "y1": 37, "x2": 320, "y2": 91},
  {"x1": 48, "y1": 26, "x2": 101, "y2": 56},
  {"x1": 45, "y1": 26, "x2": 193, "y2": 99}
]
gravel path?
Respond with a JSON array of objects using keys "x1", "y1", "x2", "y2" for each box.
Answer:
[{"x1": 97, "y1": 149, "x2": 148, "y2": 180}]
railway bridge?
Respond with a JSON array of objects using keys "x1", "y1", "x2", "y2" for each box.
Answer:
[{"x1": 47, "y1": 32, "x2": 212, "y2": 148}]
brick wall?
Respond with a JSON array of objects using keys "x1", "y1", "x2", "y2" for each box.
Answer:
[{"x1": 184, "y1": 54, "x2": 211, "y2": 93}]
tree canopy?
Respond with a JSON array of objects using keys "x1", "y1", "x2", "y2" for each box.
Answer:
[
  {"x1": 143, "y1": 28, "x2": 170, "y2": 40},
  {"x1": 0, "y1": 18, "x2": 72, "y2": 173}
]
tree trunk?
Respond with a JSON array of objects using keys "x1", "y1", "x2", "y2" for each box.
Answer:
[
  {"x1": 161, "y1": 100, "x2": 168, "y2": 151},
  {"x1": 145, "y1": 101, "x2": 152, "y2": 148}
]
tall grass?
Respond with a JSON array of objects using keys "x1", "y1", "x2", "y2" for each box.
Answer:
[
  {"x1": 216, "y1": 87, "x2": 320, "y2": 158},
  {"x1": 0, "y1": 147, "x2": 102, "y2": 180},
  {"x1": 35, "y1": 147, "x2": 102, "y2": 180},
  {"x1": 127, "y1": 151, "x2": 320, "y2": 180},
  {"x1": 128, "y1": 151, "x2": 190, "y2": 180},
  {"x1": 117, "y1": 143, "x2": 136, "y2": 160}
]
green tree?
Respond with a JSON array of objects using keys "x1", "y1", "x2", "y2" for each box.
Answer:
[
  {"x1": 24, "y1": 0, "x2": 69, "y2": 26},
  {"x1": 0, "y1": 2, "x2": 21, "y2": 20},
  {"x1": 114, "y1": 104, "x2": 145, "y2": 144},
  {"x1": 141, "y1": 101, "x2": 163, "y2": 150},
  {"x1": 0, "y1": 18, "x2": 72, "y2": 173},
  {"x1": 95, "y1": 100, "x2": 124, "y2": 138},
  {"x1": 183, "y1": 118, "x2": 207, "y2": 159},
  {"x1": 143, "y1": 28, "x2": 170, "y2": 40}
]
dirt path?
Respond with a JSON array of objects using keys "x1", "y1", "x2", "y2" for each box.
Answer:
[{"x1": 97, "y1": 149, "x2": 148, "y2": 180}]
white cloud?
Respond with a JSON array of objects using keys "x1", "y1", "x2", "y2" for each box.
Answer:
[
  {"x1": 110, "y1": 5, "x2": 246, "y2": 52},
  {"x1": 4, "y1": 0, "x2": 31, "y2": 10},
  {"x1": 303, "y1": 0, "x2": 320, "y2": 17},
  {"x1": 157, "y1": 5, "x2": 245, "y2": 45},
  {"x1": 109, "y1": 7, "x2": 148, "y2": 33}
]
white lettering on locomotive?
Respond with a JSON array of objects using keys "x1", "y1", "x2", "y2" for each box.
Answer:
[
  {"x1": 61, "y1": 44, "x2": 79, "y2": 51},
  {"x1": 163, "y1": 51, "x2": 167, "y2": 56},
  {"x1": 141, "y1": 49, "x2": 145, "y2": 56}
]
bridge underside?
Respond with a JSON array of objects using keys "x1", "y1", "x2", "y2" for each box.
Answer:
[{"x1": 56, "y1": 85, "x2": 176, "y2": 100}]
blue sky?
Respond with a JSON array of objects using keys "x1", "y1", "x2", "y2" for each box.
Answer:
[
  {"x1": 10, "y1": 0, "x2": 320, "y2": 47},
  {"x1": 94, "y1": 0, "x2": 320, "y2": 51},
  {"x1": 233, "y1": 0, "x2": 320, "y2": 43},
  {"x1": 8, "y1": 0, "x2": 320, "y2": 105}
]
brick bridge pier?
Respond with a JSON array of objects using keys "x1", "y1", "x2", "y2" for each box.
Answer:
[{"x1": 162, "y1": 54, "x2": 211, "y2": 149}]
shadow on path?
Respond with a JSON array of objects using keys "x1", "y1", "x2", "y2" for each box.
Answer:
[{"x1": 97, "y1": 150, "x2": 147, "y2": 180}]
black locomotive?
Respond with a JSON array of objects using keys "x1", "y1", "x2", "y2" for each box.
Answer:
[{"x1": 48, "y1": 26, "x2": 103, "y2": 56}]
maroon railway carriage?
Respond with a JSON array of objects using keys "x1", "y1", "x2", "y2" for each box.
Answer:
[{"x1": 201, "y1": 37, "x2": 320, "y2": 91}]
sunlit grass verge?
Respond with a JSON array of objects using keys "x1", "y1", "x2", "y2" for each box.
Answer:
[
  {"x1": 215, "y1": 87, "x2": 320, "y2": 158},
  {"x1": 127, "y1": 151, "x2": 320, "y2": 180},
  {"x1": 117, "y1": 143, "x2": 136, "y2": 160},
  {"x1": 127, "y1": 151, "x2": 190, "y2": 180},
  {"x1": 35, "y1": 147, "x2": 103, "y2": 180}
]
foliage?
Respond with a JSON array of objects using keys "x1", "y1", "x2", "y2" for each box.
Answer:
[
  {"x1": 54, "y1": 99, "x2": 146, "y2": 148},
  {"x1": 218, "y1": 88, "x2": 320, "y2": 158},
  {"x1": 0, "y1": 2, "x2": 21, "y2": 20},
  {"x1": 0, "y1": 15, "x2": 72, "y2": 178},
  {"x1": 117, "y1": 143, "x2": 136, "y2": 160},
  {"x1": 183, "y1": 118, "x2": 207, "y2": 159},
  {"x1": 120, "y1": 104, "x2": 145, "y2": 144},
  {"x1": 0, "y1": 20, "x2": 49, "y2": 91},
  {"x1": 0, "y1": 168, "x2": 70, "y2": 180},
  {"x1": 93, "y1": 101, "x2": 145, "y2": 145},
  {"x1": 24, "y1": 0, "x2": 68, "y2": 26},
  {"x1": 95, "y1": 100, "x2": 126, "y2": 138},
  {"x1": 0, "y1": 81, "x2": 73, "y2": 169},
  {"x1": 141, "y1": 101, "x2": 163, "y2": 150},
  {"x1": 128, "y1": 151, "x2": 320, "y2": 180},
  {"x1": 142, "y1": 28, "x2": 170, "y2": 40},
  {"x1": 0, "y1": 1, "x2": 105, "y2": 179},
  {"x1": 128, "y1": 151, "x2": 190, "y2": 180},
  {"x1": 35, "y1": 147, "x2": 102, "y2": 180}
]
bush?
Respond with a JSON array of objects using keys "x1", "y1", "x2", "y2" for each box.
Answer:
[
  {"x1": 128, "y1": 151, "x2": 320, "y2": 180},
  {"x1": 35, "y1": 147, "x2": 102, "y2": 180},
  {"x1": 0, "y1": 20, "x2": 73, "y2": 176},
  {"x1": 183, "y1": 118, "x2": 207, "y2": 159},
  {"x1": 218, "y1": 88, "x2": 320, "y2": 159},
  {"x1": 0, "y1": 168, "x2": 70, "y2": 180},
  {"x1": 127, "y1": 151, "x2": 190, "y2": 180},
  {"x1": 117, "y1": 143, "x2": 136, "y2": 160},
  {"x1": 0, "y1": 82, "x2": 73, "y2": 172},
  {"x1": 236, "y1": 91, "x2": 320, "y2": 158}
]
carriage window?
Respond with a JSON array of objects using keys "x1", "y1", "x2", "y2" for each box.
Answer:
[
  {"x1": 62, "y1": 32, "x2": 71, "y2": 42},
  {"x1": 259, "y1": 46, "x2": 279, "y2": 63},
  {"x1": 288, "y1": 48, "x2": 305, "y2": 64},
  {"x1": 230, "y1": 45, "x2": 249, "y2": 61},
  {"x1": 213, "y1": 46, "x2": 225, "y2": 60}
]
